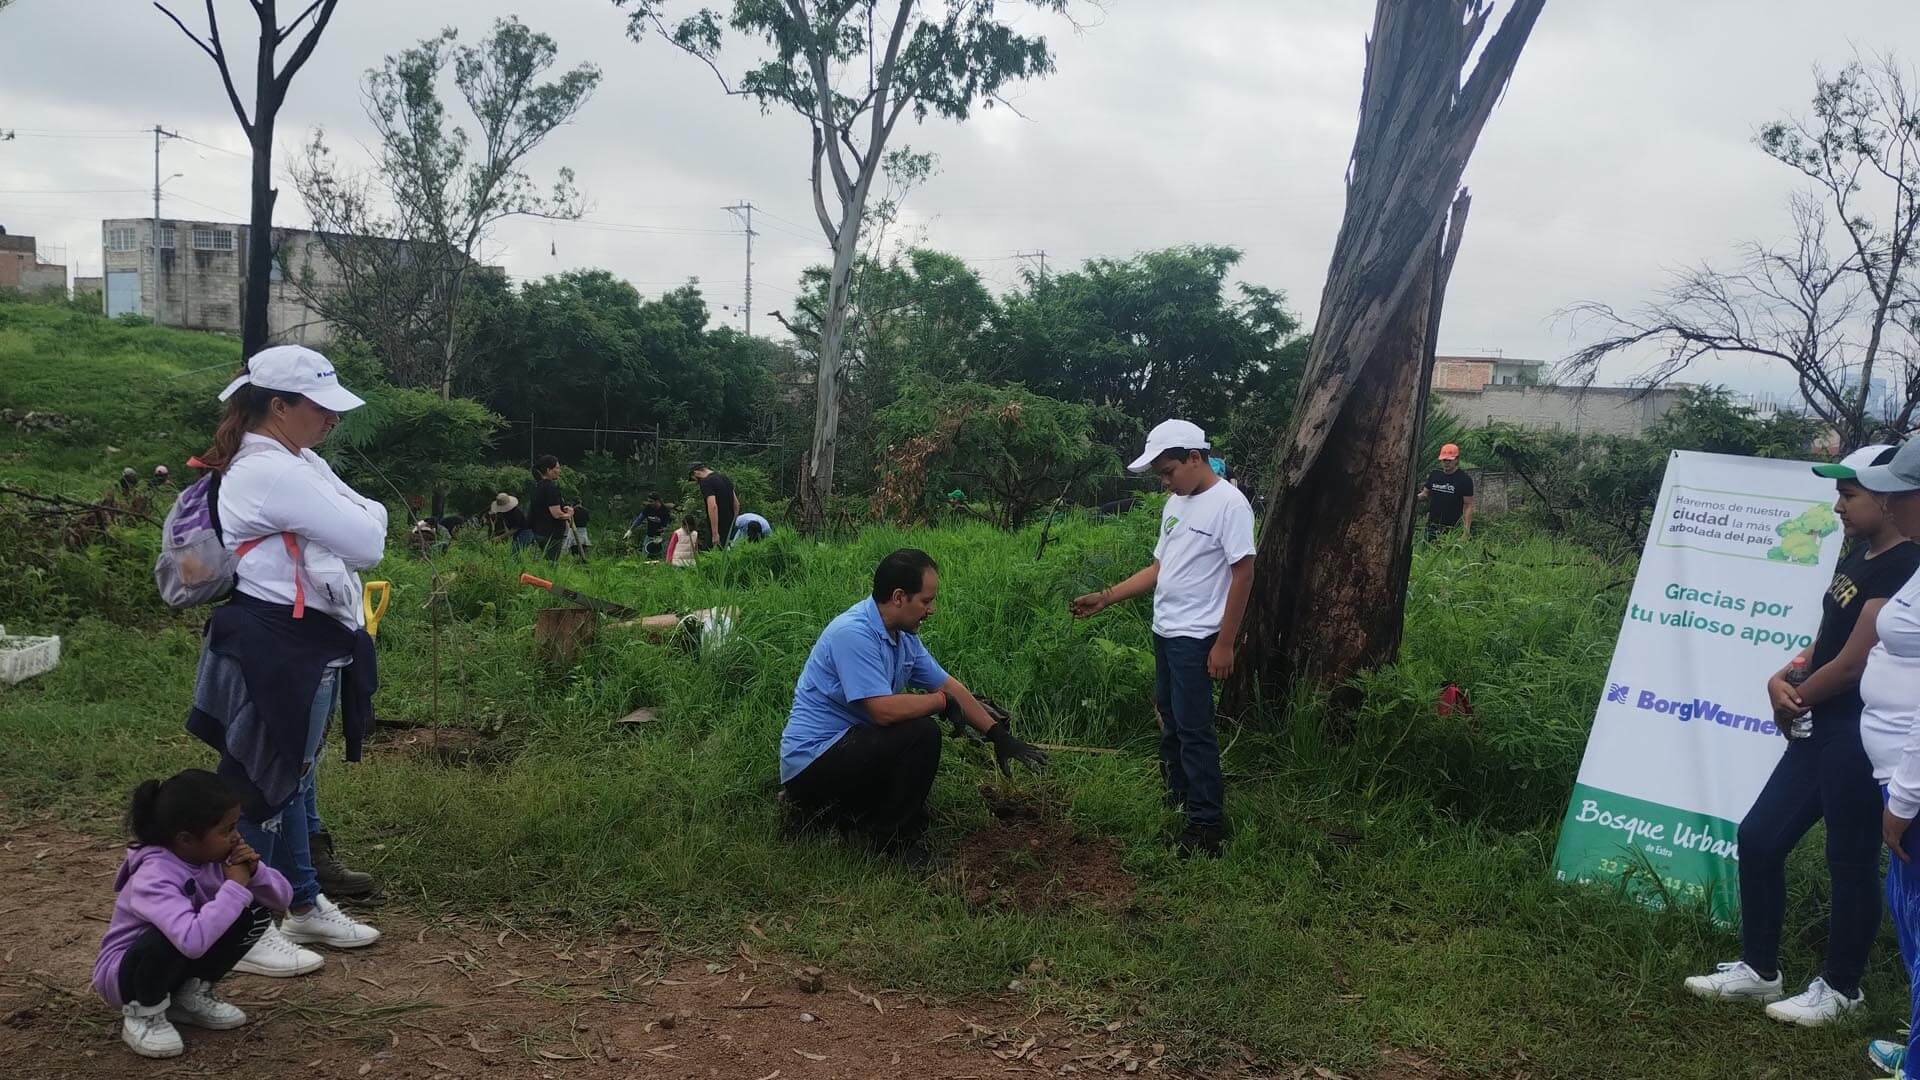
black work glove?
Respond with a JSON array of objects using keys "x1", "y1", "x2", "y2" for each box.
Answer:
[
  {"x1": 985, "y1": 721, "x2": 1049, "y2": 777},
  {"x1": 945, "y1": 694, "x2": 1011, "y2": 741}
]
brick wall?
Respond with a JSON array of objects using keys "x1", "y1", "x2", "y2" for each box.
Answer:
[{"x1": 1432, "y1": 358, "x2": 1494, "y2": 392}]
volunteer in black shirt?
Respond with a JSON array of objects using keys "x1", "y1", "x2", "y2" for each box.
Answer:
[
  {"x1": 629, "y1": 492, "x2": 673, "y2": 560},
  {"x1": 528, "y1": 455, "x2": 572, "y2": 563},
  {"x1": 691, "y1": 462, "x2": 739, "y2": 551},
  {"x1": 1419, "y1": 444, "x2": 1474, "y2": 539},
  {"x1": 1684, "y1": 444, "x2": 1920, "y2": 1023}
]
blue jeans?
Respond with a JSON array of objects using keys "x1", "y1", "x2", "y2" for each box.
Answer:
[
  {"x1": 1736, "y1": 715, "x2": 1881, "y2": 996},
  {"x1": 238, "y1": 669, "x2": 337, "y2": 910},
  {"x1": 1153, "y1": 633, "x2": 1224, "y2": 826},
  {"x1": 1886, "y1": 786, "x2": 1920, "y2": 1072}
]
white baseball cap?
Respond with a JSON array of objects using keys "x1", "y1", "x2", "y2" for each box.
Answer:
[
  {"x1": 1128, "y1": 419, "x2": 1208, "y2": 473},
  {"x1": 217, "y1": 345, "x2": 366, "y2": 412},
  {"x1": 1811, "y1": 444, "x2": 1895, "y2": 480},
  {"x1": 1856, "y1": 438, "x2": 1920, "y2": 493}
]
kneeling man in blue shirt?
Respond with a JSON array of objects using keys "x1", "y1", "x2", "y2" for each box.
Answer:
[{"x1": 780, "y1": 548, "x2": 1048, "y2": 862}]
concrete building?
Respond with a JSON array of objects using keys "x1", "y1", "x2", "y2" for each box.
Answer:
[
  {"x1": 1433, "y1": 354, "x2": 1545, "y2": 391},
  {"x1": 0, "y1": 227, "x2": 68, "y2": 294},
  {"x1": 101, "y1": 217, "x2": 344, "y2": 344},
  {"x1": 72, "y1": 276, "x2": 103, "y2": 303},
  {"x1": 1437, "y1": 383, "x2": 1692, "y2": 438}
]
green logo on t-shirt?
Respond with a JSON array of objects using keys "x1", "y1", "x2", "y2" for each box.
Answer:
[{"x1": 1163, "y1": 516, "x2": 1179, "y2": 535}]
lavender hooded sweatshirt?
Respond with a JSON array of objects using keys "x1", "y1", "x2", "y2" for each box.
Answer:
[{"x1": 92, "y1": 845, "x2": 291, "y2": 1007}]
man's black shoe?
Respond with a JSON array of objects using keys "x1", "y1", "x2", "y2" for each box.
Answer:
[{"x1": 1175, "y1": 822, "x2": 1226, "y2": 859}]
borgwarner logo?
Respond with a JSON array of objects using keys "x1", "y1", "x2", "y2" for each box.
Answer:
[{"x1": 1614, "y1": 683, "x2": 1777, "y2": 735}]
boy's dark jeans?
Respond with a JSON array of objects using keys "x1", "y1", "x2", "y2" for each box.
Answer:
[
  {"x1": 1737, "y1": 716, "x2": 1882, "y2": 997},
  {"x1": 1154, "y1": 632, "x2": 1225, "y2": 827},
  {"x1": 784, "y1": 715, "x2": 942, "y2": 852},
  {"x1": 118, "y1": 903, "x2": 273, "y2": 1007}
]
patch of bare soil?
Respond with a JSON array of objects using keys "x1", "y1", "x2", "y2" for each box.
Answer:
[
  {"x1": 0, "y1": 818, "x2": 1194, "y2": 1079},
  {"x1": 378, "y1": 725, "x2": 511, "y2": 768},
  {"x1": 944, "y1": 787, "x2": 1135, "y2": 915}
]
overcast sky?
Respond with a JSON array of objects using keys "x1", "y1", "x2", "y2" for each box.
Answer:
[{"x1": 4, "y1": 1, "x2": 1916, "y2": 399}]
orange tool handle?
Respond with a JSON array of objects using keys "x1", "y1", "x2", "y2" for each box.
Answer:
[{"x1": 520, "y1": 573, "x2": 554, "y2": 590}]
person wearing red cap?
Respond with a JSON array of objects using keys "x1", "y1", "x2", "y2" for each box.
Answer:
[{"x1": 1418, "y1": 444, "x2": 1473, "y2": 540}]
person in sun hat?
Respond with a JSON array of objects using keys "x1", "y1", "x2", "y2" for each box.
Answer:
[
  {"x1": 1685, "y1": 444, "x2": 1917, "y2": 1031},
  {"x1": 184, "y1": 345, "x2": 386, "y2": 983},
  {"x1": 484, "y1": 492, "x2": 531, "y2": 549},
  {"x1": 1069, "y1": 420, "x2": 1255, "y2": 859},
  {"x1": 1417, "y1": 443, "x2": 1474, "y2": 540}
]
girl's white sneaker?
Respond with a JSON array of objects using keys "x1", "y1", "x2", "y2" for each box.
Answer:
[
  {"x1": 121, "y1": 998, "x2": 184, "y2": 1058},
  {"x1": 165, "y1": 977, "x2": 247, "y2": 1030}
]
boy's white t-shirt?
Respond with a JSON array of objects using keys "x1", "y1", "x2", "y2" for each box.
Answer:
[{"x1": 1151, "y1": 478, "x2": 1256, "y2": 638}]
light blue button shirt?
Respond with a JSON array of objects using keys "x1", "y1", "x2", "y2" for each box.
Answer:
[{"x1": 779, "y1": 598, "x2": 949, "y2": 783}]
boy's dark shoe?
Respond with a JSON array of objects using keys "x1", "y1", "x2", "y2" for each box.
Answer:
[
  {"x1": 1175, "y1": 822, "x2": 1226, "y2": 860},
  {"x1": 310, "y1": 831, "x2": 379, "y2": 899}
]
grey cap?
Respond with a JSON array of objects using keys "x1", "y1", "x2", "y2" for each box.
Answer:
[{"x1": 1856, "y1": 438, "x2": 1920, "y2": 493}]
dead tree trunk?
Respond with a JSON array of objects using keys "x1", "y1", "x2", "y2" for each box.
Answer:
[
  {"x1": 156, "y1": 0, "x2": 340, "y2": 360},
  {"x1": 1222, "y1": 0, "x2": 1544, "y2": 734}
]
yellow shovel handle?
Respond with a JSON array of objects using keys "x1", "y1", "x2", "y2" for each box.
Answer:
[{"x1": 362, "y1": 580, "x2": 391, "y2": 639}]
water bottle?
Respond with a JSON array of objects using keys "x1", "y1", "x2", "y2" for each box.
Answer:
[{"x1": 1784, "y1": 657, "x2": 1812, "y2": 739}]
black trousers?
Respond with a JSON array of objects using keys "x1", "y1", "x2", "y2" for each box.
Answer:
[
  {"x1": 784, "y1": 716, "x2": 941, "y2": 851},
  {"x1": 118, "y1": 904, "x2": 273, "y2": 1007}
]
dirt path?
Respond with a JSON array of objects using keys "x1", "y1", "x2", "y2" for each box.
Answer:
[{"x1": 0, "y1": 820, "x2": 1213, "y2": 1080}]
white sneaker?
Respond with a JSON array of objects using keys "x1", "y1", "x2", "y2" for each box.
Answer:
[
  {"x1": 165, "y1": 978, "x2": 247, "y2": 1030},
  {"x1": 121, "y1": 998, "x2": 184, "y2": 1058},
  {"x1": 232, "y1": 923, "x2": 325, "y2": 977},
  {"x1": 1684, "y1": 960, "x2": 1784, "y2": 1002},
  {"x1": 282, "y1": 894, "x2": 381, "y2": 949},
  {"x1": 1765, "y1": 977, "x2": 1864, "y2": 1026}
]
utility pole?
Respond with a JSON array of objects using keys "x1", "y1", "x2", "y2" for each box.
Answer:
[
  {"x1": 723, "y1": 201, "x2": 756, "y2": 335},
  {"x1": 1015, "y1": 249, "x2": 1049, "y2": 280},
  {"x1": 152, "y1": 125, "x2": 178, "y2": 326}
]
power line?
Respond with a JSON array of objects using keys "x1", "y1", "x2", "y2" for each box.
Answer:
[{"x1": 169, "y1": 133, "x2": 249, "y2": 160}]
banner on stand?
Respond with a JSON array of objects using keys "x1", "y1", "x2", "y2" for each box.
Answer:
[{"x1": 1552, "y1": 450, "x2": 1845, "y2": 922}]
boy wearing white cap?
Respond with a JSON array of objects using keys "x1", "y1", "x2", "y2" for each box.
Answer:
[{"x1": 1071, "y1": 420, "x2": 1256, "y2": 857}]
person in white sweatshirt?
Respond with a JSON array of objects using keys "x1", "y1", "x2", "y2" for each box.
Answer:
[
  {"x1": 1849, "y1": 438, "x2": 1920, "y2": 1075},
  {"x1": 186, "y1": 346, "x2": 386, "y2": 980}
]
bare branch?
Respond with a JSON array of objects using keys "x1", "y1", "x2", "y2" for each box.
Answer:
[
  {"x1": 273, "y1": 0, "x2": 339, "y2": 100},
  {"x1": 154, "y1": 1, "x2": 254, "y2": 133}
]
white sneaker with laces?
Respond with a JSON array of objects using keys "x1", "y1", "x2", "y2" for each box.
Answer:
[
  {"x1": 281, "y1": 894, "x2": 381, "y2": 949},
  {"x1": 165, "y1": 978, "x2": 247, "y2": 1030},
  {"x1": 1683, "y1": 960, "x2": 1784, "y2": 1002},
  {"x1": 121, "y1": 998, "x2": 184, "y2": 1058},
  {"x1": 232, "y1": 923, "x2": 325, "y2": 977},
  {"x1": 1765, "y1": 977, "x2": 1864, "y2": 1026}
]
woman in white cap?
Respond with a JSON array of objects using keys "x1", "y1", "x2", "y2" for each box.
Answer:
[
  {"x1": 1685, "y1": 445, "x2": 1917, "y2": 1031},
  {"x1": 1845, "y1": 438, "x2": 1920, "y2": 1077},
  {"x1": 183, "y1": 345, "x2": 385, "y2": 981}
]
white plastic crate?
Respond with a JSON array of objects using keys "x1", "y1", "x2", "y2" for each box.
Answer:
[{"x1": 0, "y1": 625, "x2": 61, "y2": 685}]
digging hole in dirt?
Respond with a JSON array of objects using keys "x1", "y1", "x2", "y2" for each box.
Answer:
[
  {"x1": 378, "y1": 725, "x2": 513, "y2": 767},
  {"x1": 942, "y1": 785, "x2": 1135, "y2": 914}
]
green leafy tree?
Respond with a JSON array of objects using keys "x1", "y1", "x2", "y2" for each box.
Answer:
[
  {"x1": 991, "y1": 247, "x2": 1305, "y2": 443},
  {"x1": 871, "y1": 380, "x2": 1117, "y2": 528},
  {"x1": 329, "y1": 384, "x2": 505, "y2": 509},
  {"x1": 350, "y1": 17, "x2": 600, "y2": 401},
  {"x1": 616, "y1": 0, "x2": 1066, "y2": 528}
]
